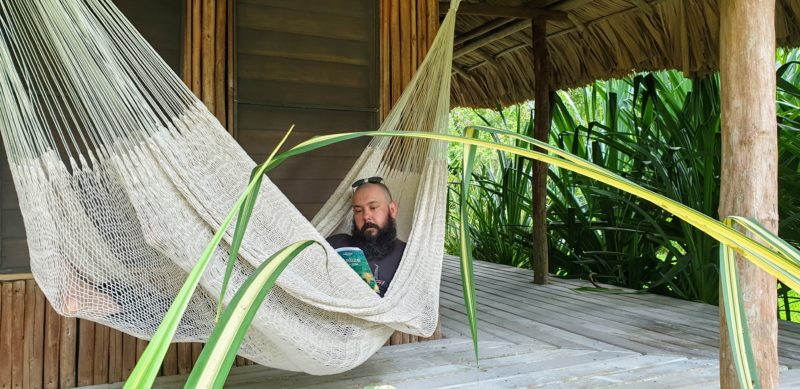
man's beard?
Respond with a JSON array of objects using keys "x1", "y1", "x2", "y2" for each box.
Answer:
[{"x1": 352, "y1": 217, "x2": 398, "y2": 261}]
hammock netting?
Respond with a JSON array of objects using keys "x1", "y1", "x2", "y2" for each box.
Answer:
[{"x1": 0, "y1": 0, "x2": 459, "y2": 374}]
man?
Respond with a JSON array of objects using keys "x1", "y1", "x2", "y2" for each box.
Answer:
[{"x1": 327, "y1": 177, "x2": 406, "y2": 297}]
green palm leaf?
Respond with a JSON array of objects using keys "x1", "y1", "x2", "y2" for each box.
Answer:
[{"x1": 186, "y1": 240, "x2": 318, "y2": 388}]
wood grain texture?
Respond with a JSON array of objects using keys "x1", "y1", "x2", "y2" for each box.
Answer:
[
  {"x1": 531, "y1": 19, "x2": 551, "y2": 285},
  {"x1": 718, "y1": 0, "x2": 779, "y2": 387},
  {"x1": 42, "y1": 303, "x2": 58, "y2": 389},
  {"x1": 59, "y1": 317, "x2": 76, "y2": 389},
  {"x1": 76, "y1": 320, "x2": 95, "y2": 386},
  {"x1": 92, "y1": 324, "x2": 109, "y2": 384},
  {"x1": 108, "y1": 329, "x2": 122, "y2": 384},
  {"x1": 0, "y1": 283, "x2": 11, "y2": 389},
  {"x1": 11, "y1": 281, "x2": 25, "y2": 387}
]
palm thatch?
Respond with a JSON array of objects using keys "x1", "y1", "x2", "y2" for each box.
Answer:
[{"x1": 449, "y1": 0, "x2": 800, "y2": 107}]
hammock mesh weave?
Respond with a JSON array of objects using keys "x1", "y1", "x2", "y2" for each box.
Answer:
[{"x1": 0, "y1": 0, "x2": 459, "y2": 374}]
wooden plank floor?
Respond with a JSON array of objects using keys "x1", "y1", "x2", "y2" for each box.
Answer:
[{"x1": 87, "y1": 255, "x2": 800, "y2": 388}]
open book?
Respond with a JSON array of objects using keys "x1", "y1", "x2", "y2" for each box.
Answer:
[{"x1": 335, "y1": 247, "x2": 381, "y2": 294}]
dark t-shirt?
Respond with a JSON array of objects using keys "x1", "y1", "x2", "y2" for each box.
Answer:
[{"x1": 327, "y1": 233, "x2": 406, "y2": 297}]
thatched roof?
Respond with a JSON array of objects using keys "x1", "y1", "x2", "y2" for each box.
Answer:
[{"x1": 449, "y1": 0, "x2": 800, "y2": 108}]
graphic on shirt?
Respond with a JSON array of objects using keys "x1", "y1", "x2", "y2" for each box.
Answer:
[{"x1": 372, "y1": 263, "x2": 385, "y2": 286}]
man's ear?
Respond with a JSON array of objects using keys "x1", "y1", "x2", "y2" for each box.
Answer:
[{"x1": 388, "y1": 201, "x2": 398, "y2": 218}]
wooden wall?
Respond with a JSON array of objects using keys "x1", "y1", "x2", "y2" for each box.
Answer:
[
  {"x1": 235, "y1": 0, "x2": 379, "y2": 217},
  {"x1": 380, "y1": 0, "x2": 439, "y2": 119},
  {"x1": 0, "y1": 275, "x2": 251, "y2": 388}
]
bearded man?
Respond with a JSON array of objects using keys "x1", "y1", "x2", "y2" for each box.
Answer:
[{"x1": 326, "y1": 177, "x2": 406, "y2": 297}]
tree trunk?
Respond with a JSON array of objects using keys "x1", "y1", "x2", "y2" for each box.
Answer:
[
  {"x1": 719, "y1": 0, "x2": 779, "y2": 387},
  {"x1": 531, "y1": 19, "x2": 550, "y2": 285}
]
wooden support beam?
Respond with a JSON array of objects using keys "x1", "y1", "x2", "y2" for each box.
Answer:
[
  {"x1": 548, "y1": 0, "x2": 662, "y2": 40},
  {"x1": 495, "y1": 41, "x2": 529, "y2": 58},
  {"x1": 566, "y1": 12, "x2": 587, "y2": 34},
  {"x1": 463, "y1": 42, "x2": 529, "y2": 72},
  {"x1": 474, "y1": 48, "x2": 500, "y2": 67},
  {"x1": 547, "y1": 0, "x2": 595, "y2": 11},
  {"x1": 531, "y1": 19, "x2": 550, "y2": 286},
  {"x1": 630, "y1": 0, "x2": 654, "y2": 13},
  {"x1": 465, "y1": 61, "x2": 488, "y2": 72},
  {"x1": 719, "y1": 0, "x2": 779, "y2": 387},
  {"x1": 454, "y1": 19, "x2": 514, "y2": 46},
  {"x1": 451, "y1": 64, "x2": 470, "y2": 78},
  {"x1": 679, "y1": 0, "x2": 690, "y2": 76},
  {"x1": 440, "y1": 3, "x2": 569, "y2": 21},
  {"x1": 453, "y1": 19, "x2": 531, "y2": 59}
]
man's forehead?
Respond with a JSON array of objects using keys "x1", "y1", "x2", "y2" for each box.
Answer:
[{"x1": 352, "y1": 183, "x2": 392, "y2": 204}]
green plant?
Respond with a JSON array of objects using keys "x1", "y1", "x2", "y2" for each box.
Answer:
[
  {"x1": 448, "y1": 65, "x2": 800, "y2": 320},
  {"x1": 129, "y1": 127, "x2": 798, "y2": 388}
]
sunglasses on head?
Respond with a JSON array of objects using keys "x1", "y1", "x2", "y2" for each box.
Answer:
[{"x1": 351, "y1": 176, "x2": 384, "y2": 190}]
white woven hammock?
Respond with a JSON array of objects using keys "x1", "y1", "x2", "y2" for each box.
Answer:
[{"x1": 0, "y1": 0, "x2": 459, "y2": 374}]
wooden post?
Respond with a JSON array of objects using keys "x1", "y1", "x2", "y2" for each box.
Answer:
[
  {"x1": 0, "y1": 283, "x2": 12, "y2": 388},
  {"x1": 531, "y1": 19, "x2": 550, "y2": 285},
  {"x1": 43, "y1": 303, "x2": 59, "y2": 389},
  {"x1": 719, "y1": 0, "x2": 779, "y2": 387},
  {"x1": 77, "y1": 320, "x2": 95, "y2": 386},
  {"x1": 28, "y1": 281, "x2": 44, "y2": 389},
  {"x1": 59, "y1": 317, "x2": 77, "y2": 388}
]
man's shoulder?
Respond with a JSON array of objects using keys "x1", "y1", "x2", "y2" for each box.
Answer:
[{"x1": 326, "y1": 233, "x2": 354, "y2": 249}]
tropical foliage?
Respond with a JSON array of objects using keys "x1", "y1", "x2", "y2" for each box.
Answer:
[
  {"x1": 445, "y1": 53, "x2": 800, "y2": 319},
  {"x1": 126, "y1": 51, "x2": 800, "y2": 389}
]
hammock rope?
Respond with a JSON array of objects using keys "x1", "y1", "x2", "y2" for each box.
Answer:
[{"x1": 0, "y1": 0, "x2": 459, "y2": 374}]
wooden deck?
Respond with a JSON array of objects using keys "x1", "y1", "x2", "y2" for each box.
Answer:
[{"x1": 88, "y1": 255, "x2": 800, "y2": 388}]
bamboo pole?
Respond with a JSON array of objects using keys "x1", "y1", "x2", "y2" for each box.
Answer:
[
  {"x1": 381, "y1": 0, "x2": 390, "y2": 119},
  {"x1": 531, "y1": 19, "x2": 550, "y2": 285},
  {"x1": 719, "y1": 0, "x2": 779, "y2": 387},
  {"x1": 191, "y1": 0, "x2": 201, "y2": 94},
  {"x1": 410, "y1": 0, "x2": 417, "y2": 76},
  {"x1": 390, "y1": 0, "x2": 401, "y2": 105},
  {"x1": 427, "y1": 0, "x2": 437, "y2": 48},
  {"x1": 201, "y1": 0, "x2": 216, "y2": 112},
  {"x1": 400, "y1": 0, "x2": 412, "y2": 89},
  {"x1": 226, "y1": 0, "x2": 234, "y2": 135},
  {"x1": 214, "y1": 0, "x2": 227, "y2": 125},
  {"x1": 439, "y1": 3, "x2": 568, "y2": 20},
  {"x1": 183, "y1": 0, "x2": 192, "y2": 86},
  {"x1": 453, "y1": 20, "x2": 531, "y2": 60},
  {"x1": 454, "y1": 19, "x2": 513, "y2": 46}
]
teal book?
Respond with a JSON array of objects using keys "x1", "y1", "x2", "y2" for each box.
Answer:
[{"x1": 335, "y1": 247, "x2": 381, "y2": 294}]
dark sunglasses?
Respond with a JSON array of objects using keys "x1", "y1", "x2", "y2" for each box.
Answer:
[{"x1": 351, "y1": 176, "x2": 384, "y2": 190}]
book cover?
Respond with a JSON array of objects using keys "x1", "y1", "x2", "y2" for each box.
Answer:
[{"x1": 335, "y1": 247, "x2": 380, "y2": 294}]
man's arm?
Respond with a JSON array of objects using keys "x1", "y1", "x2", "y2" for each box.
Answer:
[{"x1": 326, "y1": 233, "x2": 353, "y2": 249}]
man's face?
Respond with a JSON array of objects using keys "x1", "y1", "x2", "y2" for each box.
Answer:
[{"x1": 352, "y1": 183, "x2": 397, "y2": 240}]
